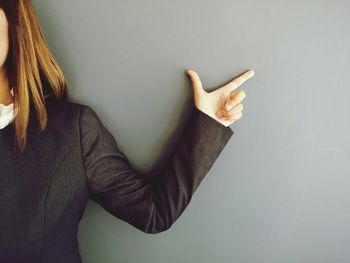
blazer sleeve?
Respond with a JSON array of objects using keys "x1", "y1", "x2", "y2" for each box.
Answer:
[{"x1": 79, "y1": 104, "x2": 234, "y2": 234}]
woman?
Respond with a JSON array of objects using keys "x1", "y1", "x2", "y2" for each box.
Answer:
[{"x1": 0, "y1": 0, "x2": 254, "y2": 262}]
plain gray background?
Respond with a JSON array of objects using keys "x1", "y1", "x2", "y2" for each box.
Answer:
[{"x1": 32, "y1": 1, "x2": 350, "y2": 262}]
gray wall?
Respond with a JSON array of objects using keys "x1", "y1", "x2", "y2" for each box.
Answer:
[{"x1": 32, "y1": 1, "x2": 350, "y2": 262}]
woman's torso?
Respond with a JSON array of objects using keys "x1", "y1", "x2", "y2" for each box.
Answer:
[{"x1": 0, "y1": 98, "x2": 89, "y2": 263}]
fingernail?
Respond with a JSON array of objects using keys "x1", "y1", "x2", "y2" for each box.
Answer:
[{"x1": 226, "y1": 103, "x2": 233, "y2": 111}]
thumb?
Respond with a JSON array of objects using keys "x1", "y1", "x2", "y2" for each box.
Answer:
[{"x1": 186, "y1": 69, "x2": 205, "y2": 97}]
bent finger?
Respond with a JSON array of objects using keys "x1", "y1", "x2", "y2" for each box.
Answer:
[
  {"x1": 220, "y1": 103, "x2": 243, "y2": 117},
  {"x1": 225, "y1": 90, "x2": 246, "y2": 111}
]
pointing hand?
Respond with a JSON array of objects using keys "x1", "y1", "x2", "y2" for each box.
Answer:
[{"x1": 186, "y1": 69, "x2": 255, "y2": 127}]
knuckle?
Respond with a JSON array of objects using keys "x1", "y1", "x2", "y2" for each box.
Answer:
[
  {"x1": 232, "y1": 80, "x2": 239, "y2": 87},
  {"x1": 230, "y1": 99, "x2": 238, "y2": 106},
  {"x1": 234, "y1": 112, "x2": 243, "y2": 119}
]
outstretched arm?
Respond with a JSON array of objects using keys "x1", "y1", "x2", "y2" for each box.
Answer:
[{"x1": 79, "y1": 69, "x2": 254, "y2": 234}]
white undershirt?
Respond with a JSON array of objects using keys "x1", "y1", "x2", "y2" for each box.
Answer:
[{"x1": 0, "y1": 88, "x2": 17, "y2": 129}]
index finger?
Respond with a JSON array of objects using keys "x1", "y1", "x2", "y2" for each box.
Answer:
[{"x1": 224, "y1": 69, "x2": 255, "y2": 92}]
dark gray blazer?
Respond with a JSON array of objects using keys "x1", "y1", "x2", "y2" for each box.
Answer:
[{"x1": 0, "y1": 96, "x2": 234, "y2": 263}]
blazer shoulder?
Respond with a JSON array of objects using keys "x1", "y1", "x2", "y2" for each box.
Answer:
[
  {"x1": 41, "y1": 98, "x2": 92, "y2": 135},
  {"x1": 44, "y1": 98, "x2": 93, "y2": 118}
]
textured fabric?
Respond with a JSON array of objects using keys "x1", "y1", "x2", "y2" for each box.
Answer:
[
  {"x1": 0, "y1": 97, "x2": 234, "y2": 263},
  {"x1": 0, "y1": 88, "x2": 16, "y2": 129}
]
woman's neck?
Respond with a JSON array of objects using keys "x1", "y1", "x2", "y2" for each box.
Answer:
[{"x1": 0, "y1": 67, "x2": 14, "y2": 106}]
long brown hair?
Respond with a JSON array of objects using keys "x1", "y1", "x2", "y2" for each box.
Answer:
[{"x1": 0, "y1": 0, "x2": 69, "y2": 153}]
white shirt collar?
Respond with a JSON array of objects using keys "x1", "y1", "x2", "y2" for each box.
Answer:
[{"x1": 0, "y1": 88, "x2": 17, "y2": 129}]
